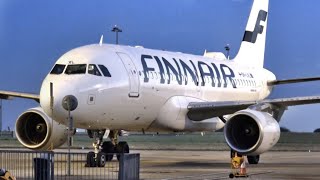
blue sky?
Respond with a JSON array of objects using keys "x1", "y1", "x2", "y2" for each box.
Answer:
[{"x1": 1, "y1": 0, "x2": 320, "y2": 132}]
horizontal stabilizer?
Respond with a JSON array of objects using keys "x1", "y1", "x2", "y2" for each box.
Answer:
[{"x1": 268, "y1": 77, "x2": 320, "y2": 86}]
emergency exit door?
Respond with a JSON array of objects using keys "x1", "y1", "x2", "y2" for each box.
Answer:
[{"x1": 117, "y1": 52, "x2": 140, "y2": 97}]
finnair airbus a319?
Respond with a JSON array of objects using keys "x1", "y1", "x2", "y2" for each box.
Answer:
[{"x1": 1, "y1": 0, "x2": 320, "y2": 167}]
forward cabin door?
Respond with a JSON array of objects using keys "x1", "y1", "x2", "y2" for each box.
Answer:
[{"x1": 117, "y1": 52, "x2": 140, "y2": 97}]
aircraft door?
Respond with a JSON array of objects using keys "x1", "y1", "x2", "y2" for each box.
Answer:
[{"x1": 117, "y1": 52, "x2": 140, "y2": 97}]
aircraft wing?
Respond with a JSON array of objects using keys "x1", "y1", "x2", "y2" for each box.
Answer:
[
  {"x1": 187, "y1": 96, "x2": 320, "y2": 121},
  {"x1": 0, "y1": 90, "x2": 40, "y2": 102},
  {"x1": 268, "y1": 77, "x2": 320, "y2": 86}
]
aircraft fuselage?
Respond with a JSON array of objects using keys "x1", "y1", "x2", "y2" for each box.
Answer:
[{"x1": 39, "y1": 44, "x2": 275, "y2": 132}]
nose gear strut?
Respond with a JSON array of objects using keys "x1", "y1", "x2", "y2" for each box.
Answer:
[{"x1": 85, "y1": 129, "x2": 130, "y2": 167}]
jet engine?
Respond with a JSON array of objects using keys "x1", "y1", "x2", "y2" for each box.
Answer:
[
  {"x1": 15, "y1": 107, "x2": 68, "y2": 150},
  {"x1": 224, "y1": 109, "x2": 280, "y2": 155}
]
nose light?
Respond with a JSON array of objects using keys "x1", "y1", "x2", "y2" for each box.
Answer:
[{"x1": 62, "y1": 95, "x2": 78, "y2": 111}]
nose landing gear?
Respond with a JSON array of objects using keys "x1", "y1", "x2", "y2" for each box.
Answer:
[{"x1": 85, "y1": 130, "x2": 130, "y2": 167}]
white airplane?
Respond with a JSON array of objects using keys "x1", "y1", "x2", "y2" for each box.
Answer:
[{"x1": 1, "y1": 0, "x2": 320, "y2": 167}]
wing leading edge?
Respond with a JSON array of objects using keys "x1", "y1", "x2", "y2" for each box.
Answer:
[
  {"x1": 187, "y1": 96, "x2": 320, "y2": 121},
  {"x1": 0, "y1": 90, "x2": 39, "y2": 103}
]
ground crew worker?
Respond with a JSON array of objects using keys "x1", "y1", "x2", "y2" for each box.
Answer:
[
  {"x1": 230, "y1": 152, "x2": 248, "y2": 178},
  {"x1": 231, "y1": 152, "x2": 243, "y2": 169}
]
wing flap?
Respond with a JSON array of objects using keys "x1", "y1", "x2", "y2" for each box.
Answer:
[
  {"x1": 187, "y1": 101, "x2": 253, "y2": 121},
  {"x1": 187, "y1": 96, "x2": 320, "y2": 121}
]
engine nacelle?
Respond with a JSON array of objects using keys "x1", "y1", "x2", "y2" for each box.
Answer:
[
  {"x1": 224, "y1": 109, "x2": 280, "y2": 155},
  {"x1": 15, "y1": 107, "x2": 68, "y2": 150}
]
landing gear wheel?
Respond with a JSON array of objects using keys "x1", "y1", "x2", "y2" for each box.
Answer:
[
  {"x1": 229, "y1": 173, "x2": 234, "y2": 178},
  {"x1": 116, "y1": 141, "x2": 130, "y2": 161},
  {"x1": 97, "y1": 152, "x2": 107, "y2": 167},
  {"x1": 101, "y1": 141, "x2": 115, "y2": 161},
  {"x1": 86, "y1": 151, "x2": 96, "y2": 167},
  {"x1": 247, "y1": 155, "x2": 260, "y2": 164}
]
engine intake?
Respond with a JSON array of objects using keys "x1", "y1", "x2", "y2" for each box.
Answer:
[
  {"x1": 224, "y1": 109, "x2": 280, "y2": 155},
  {"x1": 15, "y1": 107, "x2": 68, "y2": 150}
]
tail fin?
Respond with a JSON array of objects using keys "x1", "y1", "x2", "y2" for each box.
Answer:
[{"x1": 233, "y1": 0, "x2": 269, "y2": 68}]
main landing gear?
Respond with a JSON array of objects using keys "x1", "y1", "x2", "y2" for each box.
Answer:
[{"x1": 85, "y1": 130, "x2": 130, "y2": 167}]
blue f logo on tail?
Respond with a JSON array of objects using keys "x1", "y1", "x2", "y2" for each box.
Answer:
[{"x1": 243, "y1": 10, "x2": 268, "y2": 43}]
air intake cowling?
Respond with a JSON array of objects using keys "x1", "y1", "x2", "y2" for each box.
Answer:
[
  {"x1": 224, "y1": 109, "x2": 280, "y2": 155},
  {"x1": 15, "y1": 107, "x2": 68, "y2": 150}
]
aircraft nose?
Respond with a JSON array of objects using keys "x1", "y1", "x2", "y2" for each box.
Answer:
[{"x1": 40, "y1": 79, "x2": 79, "y2": 121}]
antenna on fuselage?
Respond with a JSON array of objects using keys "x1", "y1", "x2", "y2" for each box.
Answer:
[
  {"x1": 225, "y1": 44, "x2": 231, "y2": 60},
  {"x1": 99, "y1": 35, "x2": 104, "y2": 46}
]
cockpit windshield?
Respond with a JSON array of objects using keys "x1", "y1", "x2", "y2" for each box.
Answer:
[
  {"x1": 88, "y1": 64, "x2": 102, "y2": 76},
  {"x1": 50, "y1": 64, "x2": 66, "y2": 74},
  {"x1": 65, "y1": 64, "x2": 86, "y2": 75},
  {"x1": 50, "y1": 63, "x2": 111, "y2": 77},
  {"x1": 98, "y1": 65, "x2": 112, "y2": 77}
]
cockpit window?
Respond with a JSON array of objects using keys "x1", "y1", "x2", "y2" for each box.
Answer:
[
  {"x1": 98, "y1": 65, "x2": 111, "y2": 77},
  {"x1": 88, "y1": 64, "x2": 102, "y2": 76},
  {"x1": 50, "y1": 64, "x2": 66, "y2": 74},
  {"x1": 65, "y1": 64, "x2": 86, "y2": 75}
]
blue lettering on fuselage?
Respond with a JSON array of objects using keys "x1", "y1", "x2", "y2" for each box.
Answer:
[
  {"x1": 141, "y1": 54, "x2": 154, "y2": 83},
  {"x1": 220, "y1": 64, "x2": 236, "y2": 88},
  {"x1": 211, "y1": 63, "x2": 222, "y2": 87},
  {"x1": 162, "y1": 57, "x2": 182, "y2": 85},
  {"x1": 198, "y1": 61, "x2": 216, "y2": 87},
  {"x1": 180, "y1": 59, "x2": 198, "y2": 86},
  {"x1": 140, "y1": 54, "x2": 237, "y2": 88},
  {"x1": 153, "y1": 56, "x2": 165, "y2": 84}
]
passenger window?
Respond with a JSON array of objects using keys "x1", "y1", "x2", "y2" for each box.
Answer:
[
  {"x1": 88, "y1": 64, "x2": 102, "y2": 76},
  {"x1": 50, "y1": 64, "x2": 66, "y2": 74},
  {"x1": 65, "y1": 64, "x2": 86, "y2": 75},
  {"x1": 98, "y1": 65, "x2": 112, "y2": 77}
]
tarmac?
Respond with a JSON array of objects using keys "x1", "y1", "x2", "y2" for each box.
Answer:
[
  {"x1": 1, "y1": 148, "x2": 319, "y2": 179},
  {"x1": 135, "y1": 150, "x2": 320, "y2": 180}
]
